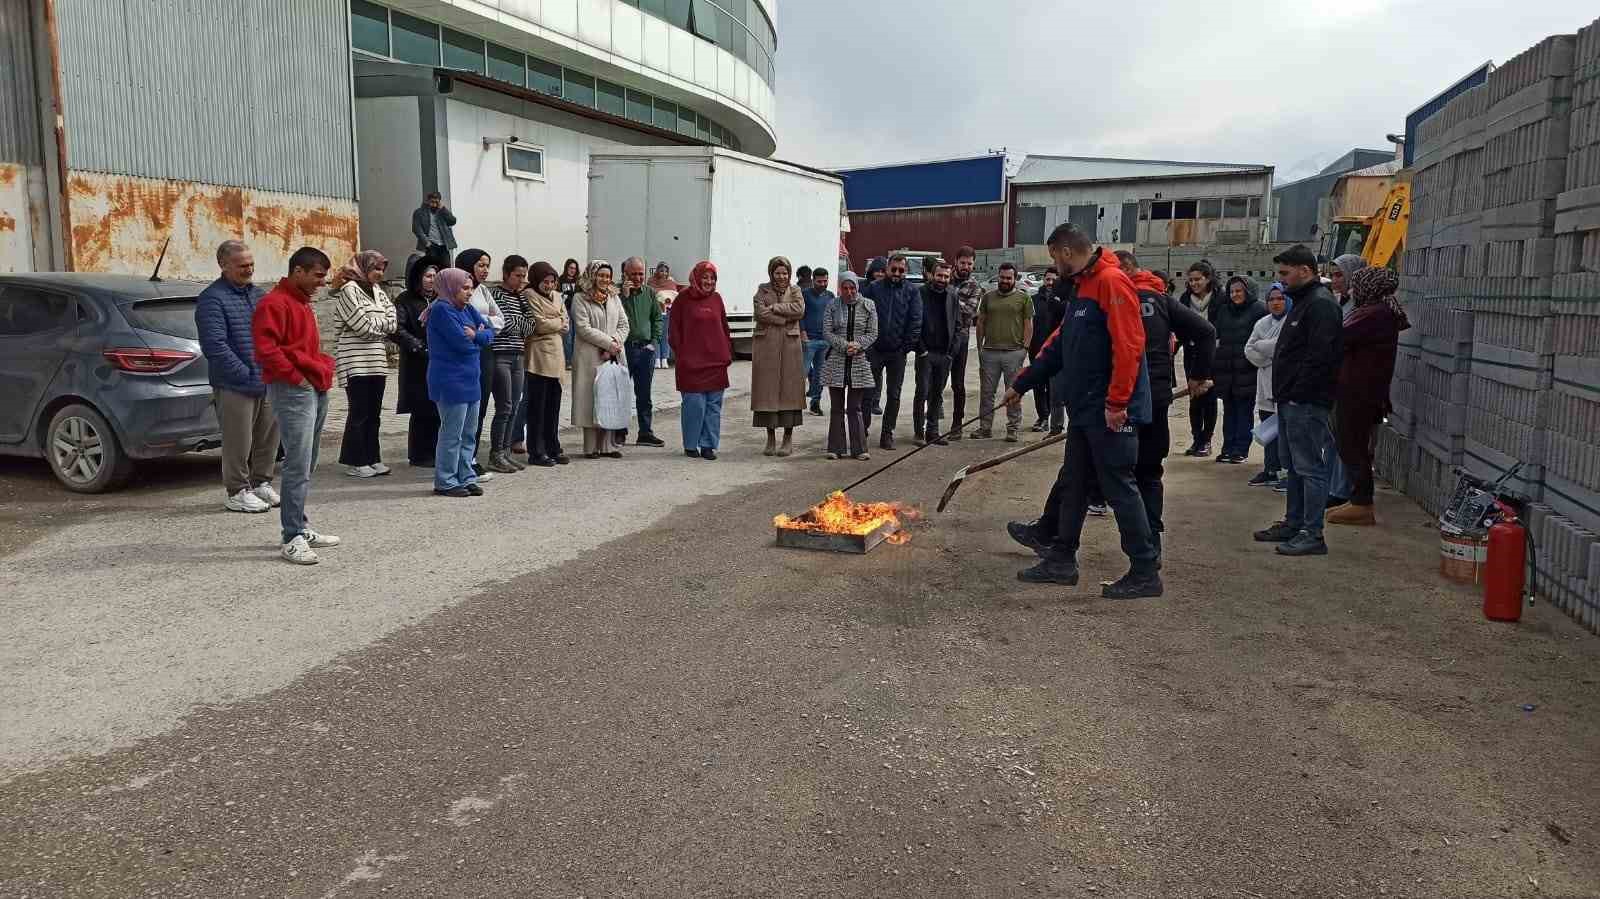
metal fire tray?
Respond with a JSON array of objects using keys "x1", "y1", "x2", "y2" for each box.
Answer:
[{"x1": 774, "y1": 516, "x2": 899, "y2": 554}]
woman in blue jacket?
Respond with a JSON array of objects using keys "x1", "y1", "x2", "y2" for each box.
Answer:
[{"x1": 425, "y1": 267, "x2": 495, "y2": 496}]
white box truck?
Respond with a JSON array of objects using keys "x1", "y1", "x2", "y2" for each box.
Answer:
[{"x1": 587, "y1": 147, "x2": 844, "y2": 355}]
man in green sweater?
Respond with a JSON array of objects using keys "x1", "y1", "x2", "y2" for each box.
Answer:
[
  {"x1": 619, "y1": 256, "x2": 665, "y2": 447},
  {"x1": 973, "y1": 263, "x2": 1034, "y2": 442}
]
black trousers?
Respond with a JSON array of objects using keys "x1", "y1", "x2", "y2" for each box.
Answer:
[
  {"x1": 1029, "y1": 349, "x2": 1050, "y2": 421},
  {"x1": 407, "y1": 400, "x2": 440, "y2": 466},
  {"x1": 338, "y1": 375, "x2": 386, "y2": 467},
  {"x1": 950, "y1": 334, "x2": 970, "y2": 427},
  {"x1": 1040, "y1": 425, "x2": 1159, "y2": 573},
  {"x1": 1135, "y1": 395, "x2": 1173, "y2": 534},
  {"x1": 1189, "y1": 386, "x2": 1217, "y2": 446},
  {"x1": 525, "y1": 374, "x2": 564, "y2": 459},
  {"x1": 864, "y1": 347, "x2": 908, "y2": 436},
  {"x1": 828, "y1": 385, "x2": 866, "y2": 456},
  {"x1": 912, "y1": 351, "x2": 954, "y2": 438}
]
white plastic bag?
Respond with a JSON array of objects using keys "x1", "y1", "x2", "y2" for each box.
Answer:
[
  {"x1": 594, "y1": 360, "x2": 633, "y2": 430},
  {"x1": 1252, "y1": 412, "x2": 1278, "y2": 446}
]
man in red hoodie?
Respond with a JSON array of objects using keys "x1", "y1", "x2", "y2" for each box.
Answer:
[{"x1": 253, "y1": 247, "x2": 340, "y2": 565}]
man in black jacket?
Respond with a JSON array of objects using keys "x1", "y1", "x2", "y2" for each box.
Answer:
[
  {"x1": 912, "y1": 259, "x2": 960, "y2": 446},
  {"x1": 1028, "y1": 268, "x2": 1060, "y2": 432},
  {"x1": 1254, "y1": 244, "x2": 1343, "y2": 557}
]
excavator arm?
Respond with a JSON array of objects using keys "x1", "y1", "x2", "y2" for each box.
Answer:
[{"x1": 1360, "y1": 181, "x2": 1410, "y2": 269}]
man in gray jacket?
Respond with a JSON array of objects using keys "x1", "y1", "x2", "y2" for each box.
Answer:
[{"x1": 411, "y1": 191, "x2": 457, "y2": 269}]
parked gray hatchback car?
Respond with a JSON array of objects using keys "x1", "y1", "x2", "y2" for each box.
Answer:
[{"x1": 0, "y1": 273, "x2": 221, "y2": 492}]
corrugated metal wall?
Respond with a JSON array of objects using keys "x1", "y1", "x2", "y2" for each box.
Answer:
[
  {"x1": 0, "y1": 0, "x2": 43, "y2": 165},
  {"x1": 55, "y1": 0, "x2": 354, "y2": 199},
  {"x1": 845, "y1": 205, "x2": 1006, "y2": 274}
]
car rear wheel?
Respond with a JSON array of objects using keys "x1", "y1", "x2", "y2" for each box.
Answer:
[{"x1": 45, "y1": 404, "x2": 134, "y2": 493}]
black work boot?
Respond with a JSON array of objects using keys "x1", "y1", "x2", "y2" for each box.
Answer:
[
  {"x1": 1253, "y1": 521, "x2": 1297, "y2": 543},
  {"x1": 880, "y1": 431, "x2": 896, "y2": 451},
  {"x1": 1101, "y1": 569, "x2": 1164, "y2": 599},
  {"x1": 1018, "y1": 555, "x2": 1080, "y2": 586},
  {"x1": 1007, "y1": 519, "x2": 1054, "y2": 556}
]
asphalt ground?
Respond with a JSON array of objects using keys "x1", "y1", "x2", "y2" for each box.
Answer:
[{"x1": 2, "y1": 360, "x2": 1598, "y2": 898}]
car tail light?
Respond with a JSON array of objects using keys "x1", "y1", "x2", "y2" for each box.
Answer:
[{"x1": 103, "y1": 347, "x2": 196, "y2": 374}]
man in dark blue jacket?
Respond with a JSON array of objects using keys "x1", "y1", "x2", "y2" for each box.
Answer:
[
  {"x1": 862, "y1": 253, "x2": 923, "y2": 450},
  {"x1": 1003, "y1": 224, "x2": 1161, "y2": 599},
  {"x1": 1254, "y1": 244, "x2": 1344, "y2": 557},
  {"x1": 195, "y1": 240, "x2": 279, "y2": 514}
]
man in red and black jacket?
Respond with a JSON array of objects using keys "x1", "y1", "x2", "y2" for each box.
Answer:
[{"x1": 1002, "y1": 224, "x2": 1161, "y2": 599}]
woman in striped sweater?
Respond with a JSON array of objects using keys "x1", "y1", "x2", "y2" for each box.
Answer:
[
  {"x1": 487, "y1": 255, "x2": 531, "y2": 473},
  {"x1": 333, "y1": 251, "x2": 398, "y2": 478}
]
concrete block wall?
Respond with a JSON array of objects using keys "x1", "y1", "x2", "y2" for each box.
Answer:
[{"x1": 1382, "y1": 22, "x2": 1600, "y2": 634}]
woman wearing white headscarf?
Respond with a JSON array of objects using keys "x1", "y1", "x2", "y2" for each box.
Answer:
[{"x1": 570, "y1": 260, "x2": 630, "y2": 458}]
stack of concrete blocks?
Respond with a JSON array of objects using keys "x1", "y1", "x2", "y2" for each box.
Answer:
[
  {"x1": 1464, "y1": 35, "x2": 1576, "y2": 502},
  {"x1": 1402, "y1": 81, "x2": 1488, "y2": 514},
  {"x1": 1542, "y1": 17, "x2": 1600, "y2": 628},
  {"x1": 1380, "y1": 23, "x2": 1600, "y2": 634}
]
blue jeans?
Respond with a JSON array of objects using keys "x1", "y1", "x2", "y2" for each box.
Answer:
[
  {"x1": 1280, "y1": 401, "x2": 1334, "y2": 537},
  {"x1": 1221, "y1": 394, "x2": 1254, "y2": 459},
  {"x1": 661, "y1": 311, "x2": 673, "y2": 364},
  {"x1": 266, "y1": 382, "x2": 329, "y2": 545},
  {"x1": 624, "y1": 342, "x2": 656, "y2": 436},
  {"x1": 435, "y1": 400, "x2": 479, "y2": 490},
  {"x1": 680, "y1": 390, "x2": 724, "y2": 451},
  {"x1": 1327, "y1": 444, "x2": 1351, "y2": 500},
  {"x1": 804, "y1": 338, "x2": 830, "y2": 401}
]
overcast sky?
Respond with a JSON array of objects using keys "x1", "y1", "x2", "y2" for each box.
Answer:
[{"x1": 772, "y1": 0, "x2": 1596, "y2": 183}]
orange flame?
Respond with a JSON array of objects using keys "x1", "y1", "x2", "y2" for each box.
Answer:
[{"x1": 774, "y1": 491, "x2": 917, "y2": 544}]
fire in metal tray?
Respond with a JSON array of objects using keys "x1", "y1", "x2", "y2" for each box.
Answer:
[{"x1": 774, "y1": 491, "x2": 916, "y2": 546}]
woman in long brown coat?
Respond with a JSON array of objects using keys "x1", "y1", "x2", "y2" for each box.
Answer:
[{"x1": 751, "y1": 256, "x2": 807, "y2": 456}]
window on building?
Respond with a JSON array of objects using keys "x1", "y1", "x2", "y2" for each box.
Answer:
[
  {"x1": 677, "y1": 105, "x2": 696, "y2": 136},
  {"x1": 710, "y1": 122, "x2": 724, "y2": 145},
  {"x1": 597, "y1": 79, "x2": 626, "y2": 117},
  {"x1": 351, "y1": 0, "x2": 389, "y2": 56},
  {"x1": 1197, "y1": 198, "x2": 1222, "y2": 219},
  {"x1": 503, "y1": 143, "x2": 545, "y2": 182},
  {"x1": 626, "y1": 89, "x2": 654, "y2": 125},
  {"x1": 664, "y1": 0, "x2": 691, "y2": 29},
  {"x1": 1173, "y1": 200, "x2": 1197, "y2": 219},
  {"x1": 564, "y1": 71, "x2": 597, "y2": 108},
  {"x1": 441, "y1": 27, "x2": 485, "y2": 74},
  {"x1": 694, "y1": 112, "x2": 711, "y2": 140},
  {"x1": 1248, "y1": 196, "x2": 1262, "y2": 217},
  {"x1": 390, "y1": 10, "x2": 441, "y2": 65},
  {"x1": 1224, "y1": 197, "x2": 1249, "y2": 218},
  {"x1": 528, "y1": 57, "x2": 562, "y2": 98},
  {"x1": 487, "y1": 42, "x2": 524, "y2": 86},
  {"x1": 654, "y1": 98, "x2": 677, "y2": 130},
  {"x1": 1150, "y1": 201, "x2": 1173, "y2": 221}
]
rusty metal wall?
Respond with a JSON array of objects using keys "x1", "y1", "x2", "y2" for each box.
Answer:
[
  {"x1": 55, "y1": 0, "x2": 354, "y2": 199},
  {"x1": 0, "y1": 0, "x2": 43, "y2": 166},
  {"x1": 66, "y1": 171, "x2": 359, "y2": 280},
  {"x1": 845, "y1": 205, "x2": 1006, "y2": 274}
]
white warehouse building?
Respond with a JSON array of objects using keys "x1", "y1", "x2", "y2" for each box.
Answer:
[{"x1": 349, "y1": 0, "x2": 780, "y2": 273}]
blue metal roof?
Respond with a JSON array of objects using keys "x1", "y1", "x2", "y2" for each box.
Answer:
[
  {"x1": 838, "y1": 156, "x2": 1006, "y2": 212},
  {"x1": 1404, "y1": 63, "x2": 1491, "y2": 167}
]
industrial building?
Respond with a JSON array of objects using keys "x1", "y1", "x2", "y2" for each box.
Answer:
[
  {"x1": 0, "y1": 0, "x2": 359, "y2": 279},
  {"x1": 836, "y1": 155, "x2": 1008, "y2": 273},
  {"x1": 1009, "y1": 155, "x2": 1275, "y2": 249},
  {"x1": 1270, "y1": 147, "x2": 1395, "y2": 244},
  {"x1": 350, "y1": 0, "x2": 779, "y2": 271},
  {"x1": 0, "y1": 0, "x2": 780, "y2": 278}
]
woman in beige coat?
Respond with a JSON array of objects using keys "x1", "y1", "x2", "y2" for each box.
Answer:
[
  {"x1": 570, "y1": 260, "x2": 630, "y2": 458},
  {"x1": 751, "y1": 255, "x2": 807, "y2": 456},
  {"x1": 523, "y1": 260, "x2": 570, "y2": 466}
]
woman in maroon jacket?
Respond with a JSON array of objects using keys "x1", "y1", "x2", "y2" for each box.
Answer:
[
  {"x1": 1328, "y1": 266, "x2": 1408, "y2": 526},
  {"x1": 668, "y1": 261, "x2": 734, "y2": 460}
]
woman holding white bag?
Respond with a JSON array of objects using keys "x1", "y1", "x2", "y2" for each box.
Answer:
[{"x1": 571, "y1": 260, "x2": 630, "y2": 459}]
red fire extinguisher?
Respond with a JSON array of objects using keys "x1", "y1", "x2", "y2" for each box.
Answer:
[{"x1": 1483, "y1": 499, "x2": 1527, "y2": 622}]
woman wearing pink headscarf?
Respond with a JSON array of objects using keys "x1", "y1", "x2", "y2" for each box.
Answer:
[{"x1": 426, "y1": 267, "x2": 495, "y2": 496}]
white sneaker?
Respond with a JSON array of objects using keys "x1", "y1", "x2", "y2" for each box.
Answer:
[
  {"x1": 346, "y1": 465, "x2": 380, "y2": 478},
  {"x1": 303, "y1": 529, "x2": 342, "y2": 548},
  {"x1": 476, "y1": 470, "x2": 495, "y2": 482},
  {"x1": 225, "y1": 489, "x2": 270, "y2": 513},
  {"x1": 252, "y1": 483, "x2": 281, "y2": 507},
  {"x1": 370, "y1": 462, "x2": 392, "y2": 476},
  {"x1": 281, "y1": 535, "x2": 319, "y2": 565}
]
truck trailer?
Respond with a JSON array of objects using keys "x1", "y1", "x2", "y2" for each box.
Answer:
[{"x1": 587, "y1": 147, "x2": 845, "y2": 355}]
